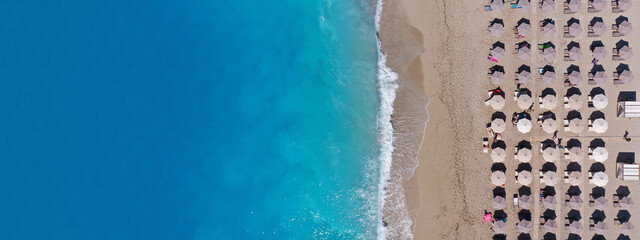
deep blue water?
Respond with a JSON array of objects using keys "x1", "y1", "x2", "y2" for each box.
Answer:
[{"x1": 0, "y1": 1, "x2": 382, "y2": 239}]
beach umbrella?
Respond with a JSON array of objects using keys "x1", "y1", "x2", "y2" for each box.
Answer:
[
  {"x1": 592, "y1": 118, "x2": 608, "y2": 133},
  {"x1": 592, "y1": 69, "x2": 607, "y2": 85},
  {"x1": 592, "y1": 94, "x2": 608, "y2": 109},
  {"x1": 620, "y1": 196, "x2": 634, "y2": 209},
  {"x1": 518, "y1": 170, "x2": 533, "y2": 185},
  {"x1": 541, "y1": 94, "x2": 557, "y2": 109},
  {"x1": 490, "y1": 22, "x2": 504, "y2": 36},
  {"x1": 484, "y1": 212, "x2": 493, "y2": 222},
  {"x1": 518, "y1": 0, "x2": 531, "y2": 12},
  {"x1": 493, "y1": 220, "x2": 507, "y2": 234},
  {"x1": 618, "y1": 0, "x2": 631, "y2": 11},
  {"x1": 568, "y1": 21, "x2": 582, "y2": 38},
  {"x1": 491, "y1": 118, "x2": 506, "y2": 133},
  {"x1": 543, "y1": 147, "x2": 559, "y2": 162},
  {"x1": 543, "y1": 171, "x2": 559, "y2": 186},
  {"x1": 517, "y1": 21, "x2": 531, "y2": 37},
  {"x1": 567, "y1": 0, "x2": 581, "y2": 13},
  {"x1": 592, "y1": 46, "x2": 607, "y2": 60},
  {"x1": 619, "y1": 45, "x2": 633, "y2": 60},
  {"x1": 488, "y1": 95, "x2": 505, "y2": 110},
  {"x1": 491, "y1": 71, "x2": 504, "y2": 85},
  {"x1": 491, "y1": 147, "x2": 506, "y2": 162},
  {"x1": 517, "y1": 220, "x2": 532, "y2": 233},
  {"x1": 544, "y1": 219, "x2": 558, "y2": 233},
  {"x1": 517, "y1": 70, "x2": 531, "y2": 85},
  {"x1": 543, "y1": 47, "x2": 556, "y2": 63},
  {"x1": 518, "y1": 45, "x2": 531, "y2": 60},
  {"x1": 594, "y1": 222, "x2": 609, "y2": 235},
  {"x1": 491, "y1": 0, "x2": 505, "y2": 12},
  {"x1": 619, "y1": 69, "x2": 633, "y2": 84},
  {"x1": 542, "y1": 118, "x2": 557, "y2": 134},
  {"x1": 517, "y1": 148, "x2": 533, "y2": 163},
  {"x1": 542, "y1": 70, "x2": 556, "y2": 84},
  {"x1": 568, "y1": 45, "x2": 581, "y2": 61},
  {"x1": 619, "y1": 20, "x2": 632, "y2": 35},
  {"x1": 493, "y1": 195, "x2": 506, "y2": 209},
  {"x1": 543, "y1": 22, "x2": 556, "y2": 37},
  {"x1": 592, "y1": 147, "x2": 608, "y2": 162},
  {"x1": 594, "y1": 196, "x2": 608, "y2": 210},
  {"x1": 568, "y1": 94, "x2": 583, "y2": 109},
  {"x1": 592, "y1": 171, "x2": 608, "y2": 186},
  {"x1": 621, "y1": 222, "x2": 634, "y2": 236},
  {"x1": 519, "y1": 195, "x2": 532, "y2": 209},
  {"x1": 591, "y1": 0, "x2": 607, "y2": 11},
  {"x1": 569, "y1": 147, "x2": 584, "y2": 161},
  {"x1": 490, "y1": 47, "x2": 505, "y2": 61},
  {"x1": 541, "y1": 0, "x2": 555, "y2": 12},
  {"x1": 569, "y1": 118, "x2": 584, "y2": 133},
  {"x1": 569, "y1": 171, "x2": 583, "y2": 185},
  {"x1": 568, "y1": 69, "x2": 582, "y2": 85},
  {"x1": 569, "y1": 195, "x2": 584, "y2": 209},
  {"x1": 569, "y1": 221, "x2": 583, "y2": 234},
  {"x1": 591, "y1": 21, "x2": 606, "y2": 36},
  {"x1": 491, "y1": 171, "x2": 506, "y2": 186},
  {"x1": 517, "y1": 94, "x2": 533, "y2": 110},
  {"x1": 517, "y1": 119, "x2": 532, "y2": 133},
  {"x1": 543, "y1": 196, "x2": 557, "y2": 209}
]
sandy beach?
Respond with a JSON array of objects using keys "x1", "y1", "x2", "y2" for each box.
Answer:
[{"x1": 380, "y1": 0, "x2": 640, "y2": 239}]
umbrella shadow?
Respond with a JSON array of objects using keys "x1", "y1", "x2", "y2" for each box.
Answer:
[
  {"x1": 541, "y1": 186, "x2": 556, "y2": 197},
  {"x1": 541, "y1": 88, "x2": 556, "y2": 97},
  {"x1": 590, "y1": 17, "x2": 604, "y2": 26},
  {"x1": 542, "y1": 139, "x2": 557, "y2": 149},
  {"x1": 492, "y1": 163, "x2": 507, "y2": 172},
  {"x1": 590, "y1": 40, "x2": 605, "y2": 51},
  {"x1": 491, "y1": 18, "x2": 504, "y2": 26},
  {"x1": 566, "y1": 87, "x2": 582, "y2": 97},
  {"x1": 617, "y1": 186, "x2": 631, "y2": 197},
  {"x1": 517, "y1": 41, "x2": 530, "y2": 49},
  {"x1": 542, "y1": 162, "x2": 557, "y2": 172},
  {"x1": 492, "y1": 112, "x2": 507, "y2": 121},
  {"x1": 567, "y1": 41, "x2": 580, "y2": 50},
  {"x1": 517, "y1": 18, "x2": 530, "y2": 26},
  {"x1": 616, "y1": 63, "x2": 630, "y2": 73},
  {"x1": 617, "y1": 210, "x2": 631, "y2": 222},
  {"x1": 519, "y1": 186, "x2": 531, "y2": 197},
  {"x1": 566, "y1": 138, "x2": 582, "y2": 148},
  {"x1": 592, "y1": 210, "x2": 606, "y2": 223},
  {"x1": 517, "y1": 140, "x2": 532, "y2": 150},
  {"x1": 590, "y1": 111, "x2": 605, "y2": 120},
  {"x1": 590, "y1": 64, "x2": 605, "y2": 74},
  {"x1": 616, "y1": 39, "x2": 629, "y2": 50},
  {"x1": 617, "y1": 235, "x2": 631, "y2": 240},
  {"x1": 590, "y1": 87, "x2": 605, "y2": 97},
  {"x1": 592, "y1": 234, "x2": 606, "y2": 240},
  {"x1": 567, "y1": 234, "x2": 581, "y2": 240},
  {"x1": 567, "y1": 64, "x2": 581, "y2": 74},
  {"x1": 616, "y1": 16, "x2": 629, "y2": 26},
  {"x1": 618, "y1": 91, "x2": 636, "y2": 102},
  {"x1": 543, "y1": 65, "x2": 555, "y2": 73},
  {"x1": 491, "y1": 65, "x2": 505, "y2": 73},
  {"x1": 592, "y1": 186, "x2": 606, "y2": 198},
  {"x1": 518, "y1": 64, "x2": 531, "y2": 73},
  {"x1": 517, "y1": 163, "x2": 532, "y2": 172},
  {"x1": 493, "y1": 234, "x2": 507, "y2": 240},
  {"x1": 616, "y1": 152, "x2": 635, "y2": 163},
  {"x1": 543, "y1": 209, "x2": 557, "y2": 220},
  {"x1": 517, "y1": 233, "x2": 531, "y2": 240},
  {"x1": 492, "y1": 140, "x2": 506, "y2": 149},
  {"x1": 567, "y1": 186, "x2": 582, "y2": 196},
  {"x1": 492, "y1": 41, "x2": 505, "y2": 50},
  {"x1": 567, "y1": 110, "x2": 582, "y2": 120},
  {"x1": 493, "y1": 187, "x2": 506, "y2": 198},
  {"x1": 567, "y1": 209, "x2": 582, "y2": 222},
  {"x1": 494, "y1": 209, "x2": 507, "y2": 220},
  {"x1": 542, "y1": 233, "x2": 556, "y2": 240},
  {"x1": 590, "y1": 162, "x2": 605, "y2": 172},
  {"x1": 567, "y1": 162, "x2": 582, "y2": 172},
  {"x1": 541, "y1": 111, "x2": 556, "y2": 120},
  {"x1": 517, "y1": 88, "x2": 532, "y2": 98},
  {"x1": 567, "y1": 17, "x2": 580, "y2": 26},
  {"x1": 518, "y1": 209, "x2": 531, "y2": 221}
]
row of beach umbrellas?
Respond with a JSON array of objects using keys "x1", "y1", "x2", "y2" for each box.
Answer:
[
  {"x1": 490, "y1": 16, "x2": 632, "y2": 38},
  {"x1": 489, "y1": 40, "x2": 634, "y2": 63},
  {"x1": 488, "y1": 0, "x2": 631, "y2": 13},
  {"x1": 489, "y1": 63, "x2": 633, "y2": 86}
]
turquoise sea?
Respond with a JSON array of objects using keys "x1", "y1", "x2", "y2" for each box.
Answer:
[{"x1": 0, "y1": 1, "x2": 388, "y2": 239}]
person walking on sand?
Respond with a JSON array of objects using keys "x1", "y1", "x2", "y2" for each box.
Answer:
[{"x1": 624, "y1": 131, "x2": 631, "y2": 142}]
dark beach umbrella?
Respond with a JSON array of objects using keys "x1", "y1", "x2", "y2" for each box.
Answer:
[
  {"x1": 567, "y1": 0, "x2": 582, "y2": 13},
  {"x1": 568, "y1": 18, "x2": 582, "y2": 37}
]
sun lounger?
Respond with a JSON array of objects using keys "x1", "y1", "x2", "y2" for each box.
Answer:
[
  {"x1": 484, "y1": 5, "x2": 492, "y2": 11},
  {"x1": 614, "y1": 79, "x2": 623, "y2": 85},
  {"x1": 613, "y1": 48, "x2": 622, "y2": 61},
  {"x1": 613, "y1": 31, "x2": 623, "y2": 37},
  {"x1": 612, "y1": 1, "x2": 623, "y2": 13},
  {"x1": 588, "y1": 6, "x2": 596, "y2": 13}
]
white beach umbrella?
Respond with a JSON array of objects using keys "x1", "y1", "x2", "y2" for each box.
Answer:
[
  {"x1": 543, "y1": 22, "x2": 556, "y2": 37},
  {"x1": 569, "y1": 118, "x2": 585, "y2": 133},
  {"x1": 491, "y1": 0, "x2": 505, "y2": 12},
  {"x1": 594, "y1": 196, "x2": 608, "y2": 210},
  {"x1": 569, "y1": 195, "x2": 584, "y2": 209},
  {"x1": 488, "y1": 95, "x2": 505, "y2": 110},
  {"x1": 568, "y1": 70, "x2": 582, "y2": 85},
  {"x1": 518, "y1": 45, "x2": 531, "y2": 61},
  {"x1": 542, "y1": 70, "x2": 556, "y2": 84},
  {"x1": 621, "y1": 222, "x2": 634, "y2": 236},
  {"x1": 619, "y1": 45, "x2": 633, "y2": 60},
  {"x1": 592, "y1": 94, "x2": 608, "y2": 109},
  {"x1": 541, "y1": 0, "x2": 555, "y2": 13},
  {"x1": 592, "y1": 171, "x2": 608, "y2": 186},
  {"x1": 619, "y1": 20, "x2": 632, "y2": 36},
  {"x1": 592, "y1": 147, "x2": 608, "y2": 162},
  {"x1": 517, "y1": 22, "x2": 531, "y2": 38},
  {"x1": 619, "y1": 69, "x2": 633, "y2": 84},
  {"x1": 568, "y1": 94, "x2": 583, "y2": 109},
  {"x1": 518, "y1": 170, "x2": 533, "y2": 185},
  {"x1": 541, "y1": 94, "x2": 557, "y2": 109},
  {"x1": 491, "y1": 71, "x2": 504, "y2": 85},
  {"x1": 591, "y1": 0, "x2": 607, "y2": 11},
  {"x1": 517, "y1": 119, "x2": 532, "y2": 133},
  {"x1": 544, "y1": 219, "x2": 558, "y2": 233},
  {"x1": 542, "y1": 118, "x2": 557, "y2": 134},
  {"x1": 618, "y1": 0, "x2": 631, "y2": 12},
  {"x1": 491, "y1": 118, "x2": 506, "y2": 133},
  {"x1": 593, "y1": 46, "x2": 607, "y2": 60},
  {"x1": 519, "y1": 195, "x2": 532, "y2": 209},
  {"x1": 543, "y1": 47, "x2": 556, "y2": 63},
  {"x1": 543, "y1": 196, "x2": 557, "y2": 209},
  {"x1": 591, "y1": 21, "x2": 606, "y2": 37},
  {"x1": 493, "y1": 220, "x2": 507, "y2": 234},
  {"x1": 517, "y1": 148, "x2": 533, "y2": 162},
  {"x1": 592, "y1": 69, "x2": 607, "y2": 85},
  {"x1": 490, "y1": 47, "x2": 505, "y2": 61},
  {"x1": 493, "y1": 195, "x2": 506, "y2": 209},
  {"x1": 569, "y1": 220, "x2": 583, "y2": 234},
  {"x1": 569, "y1": 147, "x2": 584, "y2": 161},
  {"x1": 594, "y1": 221, "x2": 609, "y2": 235},
  {"x1": 568, "y1": 21, "x2": 583, "y2": 37},
  {"x1": 569, "y1": 171, "x2": 583, "y2": 185},
  {"x1": 518, "y1": 0, "x2": 531, "y2": 12},
  {"x1": 592, "y1": 118, "x2": 608, "y2": 133},
  {"x1": 491, "y1": 171, "x2": 506, "y2": 186},
  {"x1": 543, "y1": 171, "x2": 558, "y2": 186},
  {"x1": 567, "y1": 0, "x2": 582, "y2": 13},
  {"x1": 517, "y1": 220, "x2": 532, "y2": 233},
  {"x1": 568, "y1": 45, "x2": 582, "y2": 61},
  {"x1": 542, "y1": 147, "x2": 559, "y2": 162},
  {"x1": 490, "y1": 22, "x2": 504, "y2": 36},
  {"x1": 517, "y1": 70, "x2": 532, "y2": 85},
  {"x1": 491, "y1": 147, "x2": 506, "y2": 162},
  {"x1": 620, "y1": 196, "x2": 634, "y2": 209},
  {"x1": 517, "y1": 94, "x2": 533, "y2": 110}
]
